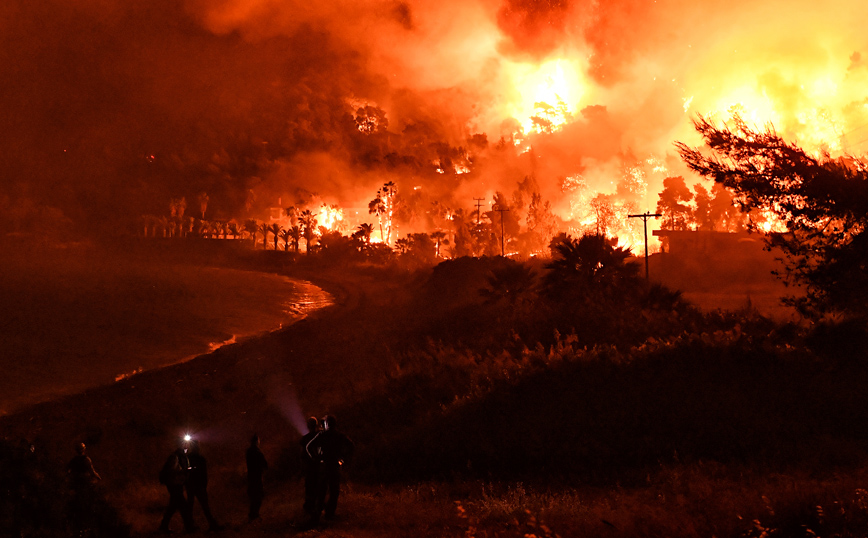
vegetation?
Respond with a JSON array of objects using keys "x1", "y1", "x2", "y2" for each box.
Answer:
[
  {"x1": 677, "y1": 114, "x2": 868, "y2": 321},
  {"x1": 7, "y1": 166, "x2": 868, "y2": 536}
]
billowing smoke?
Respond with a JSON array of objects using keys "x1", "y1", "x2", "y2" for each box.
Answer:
[{"x1": 2, "y1": 0, "x2": 867, "y2": 244}]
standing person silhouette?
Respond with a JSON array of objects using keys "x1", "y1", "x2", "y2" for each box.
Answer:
[
  {"x1": 299, "y1": 417, "x2": 321, "y2": 521},
  {"x1": 66, "y1": 442, "x2": 101, "y2": 532},
  {"x1": 309, "y1": 415, "x2": 354, "y2": 522},
  {"x1": 185, "y1": 440, "x2": 224, "y2": 532},
  {"x1": 67, "y1": 442, "x2": 101, "y2": 485},
  {"x1": 159, "y1": 437, "x2": 196, "y2": 534},
  {"x1": 245, "y1": 434, "x2": 268, "y2": 523}
]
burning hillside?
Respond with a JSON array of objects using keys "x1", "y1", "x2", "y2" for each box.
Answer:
[{"x1": 1, "y1": 0, "x2": 867, "y2": 252}]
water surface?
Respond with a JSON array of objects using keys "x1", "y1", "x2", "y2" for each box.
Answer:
[{"x1": 0, "y1": 245, "x2": 331, "y2": 414}]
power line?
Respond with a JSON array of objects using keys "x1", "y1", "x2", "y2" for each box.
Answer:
[
  {"x1": 627, "y1": 212, "x2": 662, "y2": 280},
  {"x1": 473, "y1": 197, "x2": 485, "y2": 226},
  {"x1": 493, "y1": 207, "x2": 509, "y2": 257}
]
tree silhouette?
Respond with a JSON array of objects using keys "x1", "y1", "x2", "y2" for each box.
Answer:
[
  {"x1": 352, "y1": 223, "x2": 374, "y2": 250},
  {"x1": 298, "y1": 210, "x2": 318, "y2": 253},
  {"x1": 656, "y1": 176, "x2": 694, "y2": 230},
  {"x1": 257, "y1": 222, "x2": 270, "y2": 249},
  {"x1": 278, "y1": 227, "x2": 292, "y2": 251},
  {"x1": 243, "y1": 219, "x2": 258, "y2": 246},
  {"x1": 481, "y1": 261, "x2": 537, "y2": 306},
  {"x1": 269, "y1": 223, "x2": 281, "y2": 250},
  {"x1": 543, "y1": 233, "x2": 638, "y2": 296},
  {"x1": 288, "y1": 225, "x2": 301, "y2": 252},
  {"x1": 430, "y1": 230, "x2": 448, "y2": 258},
  {"x1": 379, "y1": 182, "x2": 398, "y2": 244},
  {"x1": 589, "y1": 194, "x2": 616, "y2": 237},
  {"x1": 394, "y1": 237, "x2": 410, "y2": 255},
  {"x1": 676, "y1": 114, "x2": 868, "y2": 319},
  {"x1": 368, "y1": 195, "x2": 385, "y2": 243}
]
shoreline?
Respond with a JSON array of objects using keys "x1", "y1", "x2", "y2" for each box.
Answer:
[{"x1": 0, "y1": 240, "x2": 338, "y2": 416}]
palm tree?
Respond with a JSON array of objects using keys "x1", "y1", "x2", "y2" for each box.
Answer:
[
  {"x1": 356, "y1": 223, "x2": 373, "y2": 243},
  {"x1": 257, "y1": 222, "x2": 270, "y2": 249},
  {"x1": 368, "y1": 196, "x2": 385, "y2": 243},
  {"x1": 243, "y1": 219, "x2": 259, "y2": 246},
  {"x1": 298, "y1": 210, "x2": 318, "y2": 253},
  {"x1": 543, "y1": 233, "x2": 638, "y2": 297},
  {"x1": 395, "y1": 237, "x2": 410, "y2": 255},
  {"x1": 278, "y1": 228, "x2": 292, "y2": 251},
  {"x1": 430, "y1": 230, "x2": 448, "y2": 258},
  {"x1": 228, "y1": 221, "x2": 240, "y2": 240},
  {"x1": 352, "y1": 223, "x2": 373, "y2": 251},
  {"x1": 288, "y1": 225, "x2": 302, "y2": 252},
  {"x1": 269, "y1": 223, "x2": 282, "y2": 250},
  {"x1": 481, "y1": 262, "x2": 537, "y2": 306}
]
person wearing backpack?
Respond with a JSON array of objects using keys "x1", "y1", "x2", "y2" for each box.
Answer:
[
  {"x1": 159, "y1": 437, "x2": 197, "y2": 534},
  {"x1": 186, "y1": 440, "x2": 224, "y2": 532},
  {"x1": 308, "y1": 415, "x2": 354, "y2": 522},
  {"x1": 299, "y1": 417, "x2": 321, "y2": 522}
]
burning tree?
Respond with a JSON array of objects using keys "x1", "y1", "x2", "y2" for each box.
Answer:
[
  {"x1": 656, "y1": 176, "x2": 694, "y2": 230},
  {"x1": 368, "y1": 195, "x2": 385, "y2": 243},
  {"x1": 380, "y1": 182, "x2": 397, "y2": 244},
  {"x1": 368, "y1": 182, "x2": 398, "y2": 244},
  {"x1": 588, "y1": 194, "x2": 616, "y2": 237},
  {"x1": 676, "y1": 114, "x2": 868, "y2": 320}
]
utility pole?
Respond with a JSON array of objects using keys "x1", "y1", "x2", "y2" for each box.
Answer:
[
  {"x1": 494, "y1": 207, "x2": 509, "y2": 257},
  {"x1": 473, "y1": 197, "x2": 485, "y2": 226},
  {"x1": 627, "y1": 211, "x2": 662, "y2": 279}
]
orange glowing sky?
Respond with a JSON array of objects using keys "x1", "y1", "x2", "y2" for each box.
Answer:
[{"x1": 2, "y1": 0, "x2": 867, "y2": 241}]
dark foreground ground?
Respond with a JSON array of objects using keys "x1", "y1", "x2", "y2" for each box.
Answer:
[{"x1": 3, "y1": 240, "x2": 868, "y2": 537}]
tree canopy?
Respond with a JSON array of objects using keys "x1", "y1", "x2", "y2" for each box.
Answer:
[{"x1": 675, "y1": 114, "x2": 868, "y2": 320}]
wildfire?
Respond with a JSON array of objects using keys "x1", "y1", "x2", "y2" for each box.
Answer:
[
  {"x1": 504, "y1": 59, "x2": 583, "y2": 134},
  {"x1": 693, "y1": 51, "x2": 860, "y2": 157},
  {"x1": 318, "y1": 204, "x2": 344, "y2": 232},
  {"x1": 751, "y1": 207, "x2": 788, "y2": 234}
]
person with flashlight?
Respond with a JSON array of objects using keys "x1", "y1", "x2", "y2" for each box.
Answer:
[
  {"x1": 158, "y1": 436, "x2": 196, "y2": 534},
  {"x1": 186, "y1": 439, "x2": 224, "y2": 532},
  {"x1": 299, "y1": 416, "x2": 321, "y2": 521},
  {"x1": 308, "y1": 415, "x2": 354, "y2": 523}
]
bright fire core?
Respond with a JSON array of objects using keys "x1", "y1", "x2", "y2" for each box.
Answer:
[{"x1": 505, "y1": 59, "x2": 584, "y2": 134}]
